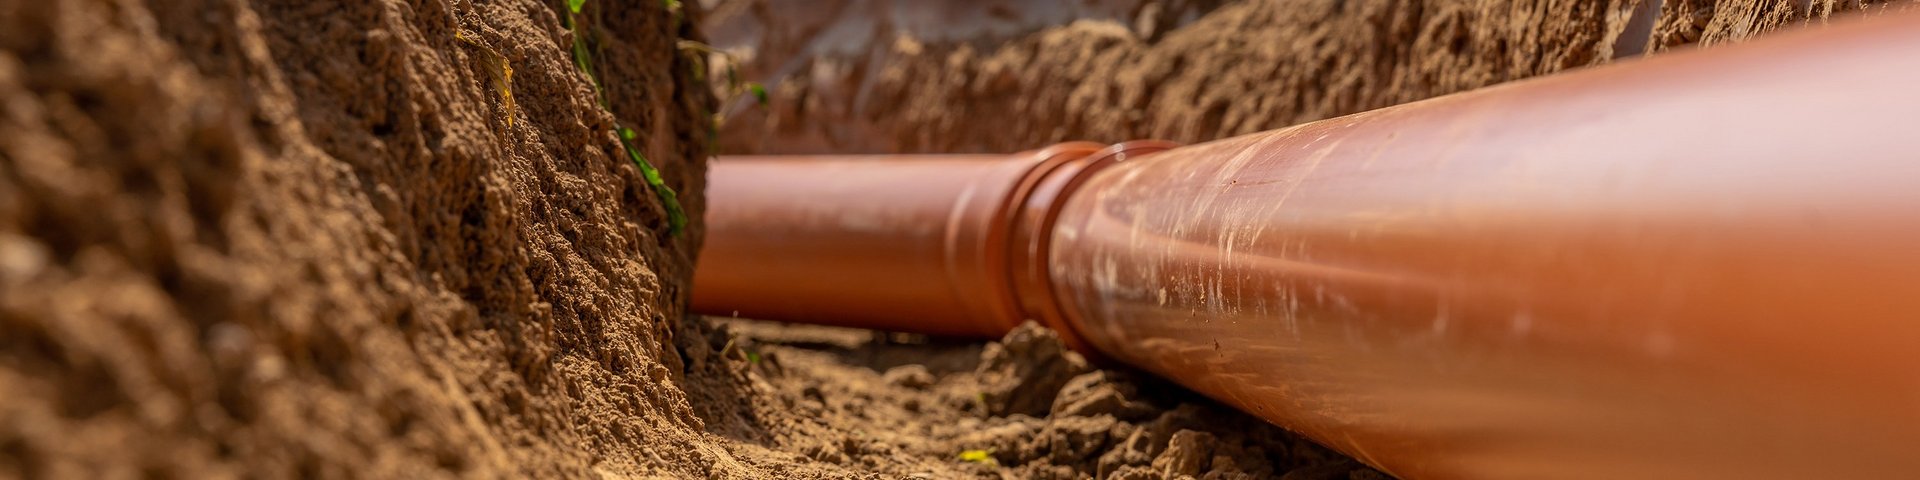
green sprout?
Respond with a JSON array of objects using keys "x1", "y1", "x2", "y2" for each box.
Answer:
[
  {"x1": 564, "y1": 0, "x2": 686, "y2": 236},
  {"x1": 748, "y1": 83, "x2": 769, "y2": 105},
  {"x1": 663, "y1": 0, "x2": 685, "y2": 29},
  {"x1": 676, "y1": 40, "x2": 770, "y2": 108},
  {"x1": 673, "y1": 40, "x2": 769, "y2": 157}
]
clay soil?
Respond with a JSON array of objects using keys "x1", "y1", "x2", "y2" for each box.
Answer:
[{"x1": 0, "y1": 0, "x2": 1913, "y2": 479}]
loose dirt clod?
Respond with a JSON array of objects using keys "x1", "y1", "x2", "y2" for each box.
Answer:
[
  {"x1": 1054, "y1": 371, "x2": 1159, "y2": 420},
  {"x1": 973, "y1": 322, "x2": 1093, "y2": 417},
  {"x1": 883, "y1": 365, "x2": 937, "y2": 390},
  {"x1": 1152, "y1": 430, "x2": 1216, "y2": 477}
]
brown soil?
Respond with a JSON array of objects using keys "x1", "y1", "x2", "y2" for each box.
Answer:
[
  {"x1": 1, "y1": 0, "x2": 718, "y2": 477},
  {"x1": 3, "y1": 0, "x2": 1915, "y2": 479},
  {"x1": 687, "y1": 319, "x2": 1391, "y2": 479},
  {"x1": 709, "y1": 0, "x2": 1917, "y2": 154}
]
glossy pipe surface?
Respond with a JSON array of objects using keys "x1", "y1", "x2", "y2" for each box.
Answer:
[
  {"x1": 693, "y1": 153, "x2": 1034, "y2": 336},
  {"x1": 693, "y1": 144, "x2": 1119, "y2": 336},
  {"x1": 1048, "y1": 12, "x2": 1920, "y2": 480}
]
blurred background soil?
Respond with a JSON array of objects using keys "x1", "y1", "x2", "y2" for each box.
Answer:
[
  {"x1": 0, "y1": 0, "x2": 1911, "y2": 478},
  {"x1": 708, "y1": 0, "x2": 1916, "y2": 154}
]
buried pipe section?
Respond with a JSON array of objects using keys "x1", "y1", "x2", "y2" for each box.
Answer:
[{"x1": 693, "y1": 11, "x2": 1920, "y2": 480}]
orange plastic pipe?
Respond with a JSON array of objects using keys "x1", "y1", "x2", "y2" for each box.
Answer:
[
  {"x1": 694, "y1": 11, "x2": 1920, "y2": 480},
  {"x1": 694, "y1": 142, "x2": 1172, "y2": 338}
]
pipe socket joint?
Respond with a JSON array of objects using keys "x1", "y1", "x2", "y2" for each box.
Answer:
[{"x1": 692, "y1": 141, "x2": 1175, "y2": 348}]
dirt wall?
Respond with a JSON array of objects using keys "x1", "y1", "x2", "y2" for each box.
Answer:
[
  {"x1": 0, "y1": 0, "x2": 717, "y2": 477},
  {"x1": 710, "y1": 0, "x2": 1917, "y2": 154}
]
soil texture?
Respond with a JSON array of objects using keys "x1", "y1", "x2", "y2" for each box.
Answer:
[
  {"x1": 688, "y1": 319, "x2": 1391, "y2": 479},
  {"x1": 2, "y1": 0, "x2": 717, "y2": 477},
  {"x1": 708, "y1": 0, "x2": 1917, "y2": 154}
]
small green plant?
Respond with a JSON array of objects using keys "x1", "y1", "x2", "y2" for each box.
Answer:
[
  {"x1": 565, "y1": 0, "x2": 687, "y2": 236},
  {"x1": 662, "y1": 0, "x2": 685, "y2": 29},
  {"x1": 675, "y1": 40, "x2": 769, "y2": 109},
  {"x1": 565, "y1": 0, "x2": 598, "y2": 90},
  {"x1": 747, "y1": 83, "x2": 768, "y2": 105},
  {"x1": 674, "y1": 40, "x2": 768, "y2": 155},
  {"x1": 616, "y1": 128, "x2": 687, "y2": 235}
]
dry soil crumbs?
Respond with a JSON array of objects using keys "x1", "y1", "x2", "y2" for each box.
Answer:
[{"x1": 686, "y1": 319, "x2": 1388, "y2": 480}]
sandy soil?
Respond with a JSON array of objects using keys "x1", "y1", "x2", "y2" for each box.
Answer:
[
  {"x1": 683, "y1": 319, "x2": 1391, "y2": 479},
  {"x1": 3, "y1": 0, "x2": 1915, "y2": 479},
  {"x1": 1, "y1": 0, "x2": 718, "y2": 477},
  {"x1": 709, "y1": 0, "x2": 1916, "y2": 154}
]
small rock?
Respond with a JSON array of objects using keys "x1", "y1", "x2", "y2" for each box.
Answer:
[
  {"x1": 975, "y1": 322, "x2": 1091, "y2": 416},
  {"x1": 1153, "y1": 430, "x2": 1216, "y2": 477},
  {"x1": 805, "y1": 442, "x2": 848, "y2": 464},
  {"x1": 1051, "y1": 371, "x2": 1155, "y2": 420},
  {"x1": 1097, "y1": 429, "x2": 1155, "y2": 478},
  {"x1": 1034, "y1": 415, "x2": 1119, "y2": 464},
  {"x1": 1203, "y1": 441, "x2": 1277, "y2": 477},
  {"x1": 882, "y1": 364, "x2": 935, "y2": 390},
  {"x1": 1110, "y1": 465, "x2": 1163, "y2": 480}
]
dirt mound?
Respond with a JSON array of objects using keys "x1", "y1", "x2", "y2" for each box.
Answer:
[
  {"x1": 710, "y1": 0, "x2": 1916, "y2": 154},
  {"x1": 1, "y1": 0, "x2": 715, "y2": 477},
  {"x1": 706, "y1": 320, "x2": 1387, "y2": 479}
]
